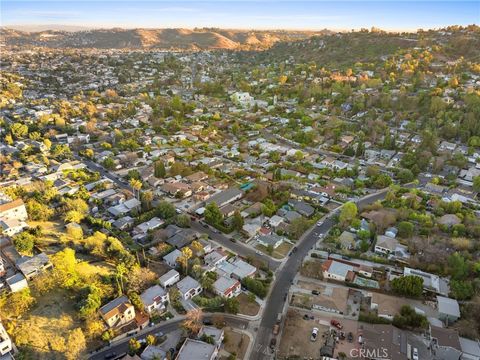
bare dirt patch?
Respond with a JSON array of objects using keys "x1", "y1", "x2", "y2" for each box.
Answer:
[
  {"x1": 237, "y1": 292, "x2": 260, "y2": 316},
  {"x1": 278, "y1": 308, "x2": 329, "y2": 359},
  {"x1": 300, "y1": 260, "x2": 324, "y2": 279},
  {"x1": 222, "y1": 327, "x2": 250, "y2": 360}
]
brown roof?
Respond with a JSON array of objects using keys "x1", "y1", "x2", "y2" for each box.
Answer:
[
  {"x1": 431, "y1": 326, "x2": 461, "y2": 350},
  {"x1": 0, "y1": 199, "x2": 24, "y2": 213}
]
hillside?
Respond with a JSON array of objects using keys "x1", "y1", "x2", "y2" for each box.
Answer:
[{"x1": 0, "y1": 28, "x2": 329, "y2": 50}]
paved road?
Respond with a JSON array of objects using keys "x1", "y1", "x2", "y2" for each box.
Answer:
[
  {"x1": 89, "y1": 314, "x2": 249, "y2": 360},
  {"x1": 250, "y1": 189, "x2": 389, "y2": 360},
  {"x1": 190, "y1": 220, "x2": 282, "y2": 271}
]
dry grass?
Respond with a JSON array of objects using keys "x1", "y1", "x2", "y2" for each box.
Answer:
[
  {"x1": 300, "y1": 260, "x2": 324, "y2": 280},
  {"x1": 237, "y1": 293, "x2": 260, "y2": 316},
  {"x1": 10, "y1": 290, "x2": 82, "y2": 360},
  {"x1": 223, "y1": 328, "x2": 250, "y2": 360}
]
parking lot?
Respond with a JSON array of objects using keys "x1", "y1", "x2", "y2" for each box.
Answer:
[
  {"x1": 278, "y1": 308, "x2": 330, "y2": 359},
  {"x1": 278, "y1": 308, "x2": 361, "y2": 359}
]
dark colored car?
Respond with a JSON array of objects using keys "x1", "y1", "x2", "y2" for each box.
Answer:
[
  {"x1": 347, "y1": 332, "x2": 354, "y2": 342},
  {"x1": 312, "y1": 290, "x2": 320, "y2": 295},
  {"x1": 104, "y1": 353, "x2": 117, "y2": 360}
]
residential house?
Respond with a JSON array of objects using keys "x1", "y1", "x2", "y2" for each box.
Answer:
[
  {"x1": 16, "y1": 252, "x2": 52, "y2": 280},
  {"x1": 0, "y1": 321, "x2": 12, "y2": 356},
  {"x1": 99, "y1": 295, "x2": 136, "y2": 329},
  {"x1": 176, "y1": 338, "x2": 217, "y2": 360},
  {"x1": 205, "y1": 188, "x2": 243, "y2": 208},
  {"x1": 374, "y1": 235, "x2": 399, "y2": 256},
  {"x1": 257, "y1": 233, "x2": 284, "y2": 249},
  {"x1": 0, "y1": 217, "x2": 28, "y2": 236},
  {"x1": 403, "y1": 267, "x2": 449, "y2": 296},
  {"x1": 159, "y1": 269, "x2": 180, "y2": 288},
  {"x1": 213, "y1": 276, "x2": 241, "y2": 298},
  {"x1": 0, "y1": 198, "x2": 28, "y2": 222},
  {"x1": 177, "y1": 276, "x2": 202, "y2": 300},
  {"x1": 6, "y1": 271, "x2": 28, "y2": 292},
  {"x1": 338, "y1": 231, "x2": 356, "y2": 250},
  {"x1": 140, "y1": 285, "x2": 169, "y2": 314},
  {"x1": 204, "y1": 249, "x2": 228, "y2": 270},
  {"x1": 216, "y1": 258, "x2": 256, "y2": 280},
  {"x1": 133, "y1": 217, "x2": 165, "y2": 235},
  {"x1": 108, "y1": 198, "x2": 141, "y2": 217},
  {"x1": 322, "y1": 260, "x2": 355, "y2": 282},
  {"x1": 198, "y1": 326, "x2": 224, "y2": 349},
  {"x1": 437, "y1": 296, "x2": 460, "y2": 324},
  {"x1": 163, "y1": 249, "x2": 182, "y2": 268}
]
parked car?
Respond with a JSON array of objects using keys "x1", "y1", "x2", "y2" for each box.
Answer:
[
  {"x1": 412, "y1": 348, "x2": 419, "y2": 360},
  {"x1": 269, "y1": 338, "x2": 277, "y2": 350},
  {"x1": 104, "y1": 353, "x2": 117, "y2": 360},
  {"x1": 330, "y1": 319, "x2": 343, "y2": 329},
  {"x1": 273, "y1": 324, "x2": 280, "y2": 335},
  {"x1": 312, "y1": 290, "x2": 319, "y2": 295},
  {"x1": 310, "y1": 327, "x2": 319, "y2": 342}
]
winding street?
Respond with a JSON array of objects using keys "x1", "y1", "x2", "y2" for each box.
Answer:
[{"x1": 249, "y1": 189, "x2": 390, "y2": 360}]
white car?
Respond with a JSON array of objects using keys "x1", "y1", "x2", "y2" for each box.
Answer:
[
  {"x1": 412, "y1": 348, "x2": 418, "y2": 360},
  {"x1": 310, "y1": 327, "x2": 319, "y2": 342}
]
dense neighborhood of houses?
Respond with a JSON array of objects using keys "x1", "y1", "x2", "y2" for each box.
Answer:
[{"x1": 0, "y1": 25, "x2": 480, "y2": 360}]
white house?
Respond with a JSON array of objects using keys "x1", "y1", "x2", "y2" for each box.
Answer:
[
  {"x1": 140, "y1": 285, "x2": 169, "y2": 314},
  {"x1": 321, "y1": 260, "x2": 354, "y2": 282},
  {"x1": 0, "y1": 198, "x2": 28, "y2": 222},
  {"x1": 177, "y1": 276, "x2": 202, "y2": 300},
  {"x1": 0, "y1": 322, "x2": 12, "y2": 356},
  {"x1": 213, "y1": 276, "x2": 241, "y2": 298},
  {"x1": 159, "y1": 269, "x2": 180, "y2": 288},
  {"x1": 163, "y1": 249, "x2": 182, "y2": 268}
]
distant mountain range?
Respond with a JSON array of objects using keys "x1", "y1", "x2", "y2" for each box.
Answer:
[{"x1": 0, "y1": 27, "x2": 332, "y2": 50}]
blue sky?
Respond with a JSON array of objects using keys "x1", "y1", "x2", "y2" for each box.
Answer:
[{"x1": 2, "y1": 1, "x2": 479, "y2": 31}]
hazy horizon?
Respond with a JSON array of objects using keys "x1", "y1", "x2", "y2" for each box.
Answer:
[{"x1": 2, "y1": 1, "x2": 479, "y2": 32}]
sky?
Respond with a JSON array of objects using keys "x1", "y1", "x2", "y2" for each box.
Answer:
[{"x1": 1, "y1": 1, "x2": 479, "y2": 31}]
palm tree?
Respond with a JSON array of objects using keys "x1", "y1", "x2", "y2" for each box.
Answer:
[
  {"x1": 115, "y1": 263, "x2": 128, "y2": 294},
  {"x1": 129, "y1": 179, "x2": 142, "y2": 200}
]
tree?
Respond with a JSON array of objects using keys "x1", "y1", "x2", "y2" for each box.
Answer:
[
  {"x1": 10, "y1": 122, "x2": 28, "y2": 139},
  {"x1": 225, "y1": 297, "x2": 239, "y2": 314},
  {"x1": 391, "y1": 275, "x2": 423, "y2": 297},
  {"x1": 231, "y1": 211, "x2": 244, "y2": 231},
  {"x1": 397, "y1": 169, "x2": 414, "y2": 184},
  {"x1": 191, "y1": 240, "x2": 204, "y2": 254},
  {"x1": 102, "y1": 157, "x2": 115, "y2": 170},
  {"x1": 339, "y1": 202, "x2": 357, "y2": 228},
  {"x1": 146, "y1": 334, "x2": 156, "y2": 346},
  {"x1": 261, "y1": 199, "x2": 277, "y2": 217},
  {"x1": 128, "y1": 291, "x2": 144, "y2": 311},
  {"x1": 393, "y1": 305, "x2": 428, "y2": 330},
  {"x1": 154, "y1": 161, "x2": 166, "y2": 178},
  {"x1": 26, "y1": 199, "x2": 54, "y2": 221},
  {"x1": 141, "y1": 190, "x2": 154, "y2": 211},
  {"x1": 397, "y1": 221, "x2": 414, "y2": 238},
  {"x1": 242, "y1": 277, "x2": 267, "y2": 298},
  {"x1": 0, "y1": 288, "x2": 35, "y2": 318},
  {"x1": 473, "y1": 176, "x2": 480, "y2": 193},
  {"x1": 128, "y1": 338, "x2": 141, "y2": 355},
  {"x1": 177, "y1": 247, "x2": 193, "y2": 274},
  {"x1": 52, "y1": 248, "x2": 79, "y2": 288},
  {"x1": 175, "y1": 214, "x2": 191, "y2": 228},
  {"x1": 289, "y1": 217, "x2": 310, "y2": 240},
  {"x1": 129, "y1": 179, "x2": 142, "y2": 200},
  {"x1": 12, "y1": 231, "x2": 35, "y2": 255},
  {"x1": 182, "y1": 309, "x2": 203, "y2": 335},
  {"x1": 157, "y1": 201, "x2": 176, "y2": 219},
  {"x1": 450, "y1": 280, "x2": 474, "y2": 300},
  {"x1": 448, "y1": 253, "x2": 469, "y2": 280},
  {"x1": 204, "y1": 202, "x2": 223, "y2": 226},
  {"x1": 65, "y1": 328, "x2": 86, "y2": 360}
]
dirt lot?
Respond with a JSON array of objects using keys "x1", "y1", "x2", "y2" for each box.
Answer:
[
  {"x1": 222, "y1": 328, "x2": 250, "y2": 360},
  {"x1": 300, "y1": 260, "x2": 324, "y2": 279},
  {"x1": 278, "y1": 308, "x2": 329, "y2": 359},
  {"x1": 279, "y1": 309, "x2": 360, "y2": 360},
  {"x1": 237, "y1": 293, "x2": 260, "y2": 316}
]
